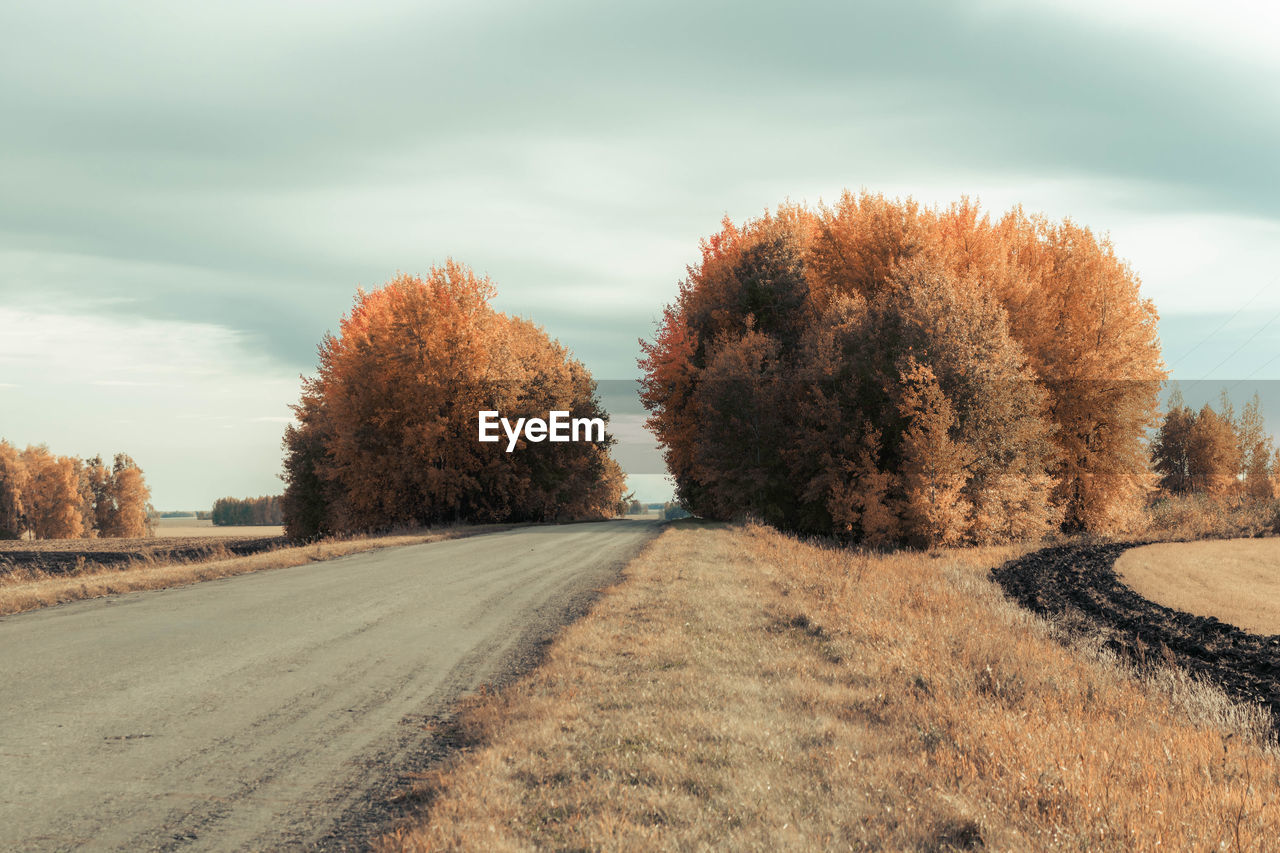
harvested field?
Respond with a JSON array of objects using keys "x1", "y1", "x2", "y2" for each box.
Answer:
[
  {"x1": 0, "y1": 525, "x2": 512, "y2": 617},
  {"x1": 0, "y1": 535, "x2": 287, "y2": 577},
  {"x1": 1117, "y1": 539, "x2": 1280, "y2": 635},
  {"x1": 153, "y1": 517, "x2": 285, "y2": 538},
  {"x1": 992, "y1": 541, "x2": 1280, "y2": 727}
]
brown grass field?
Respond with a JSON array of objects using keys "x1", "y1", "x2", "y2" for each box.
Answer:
[
  {"x1": 1117, "y1": 539, "x2": 1280, "y2": 636},
  {"x1": 377, "y1": 522, "x2": 1280, "y2": 851},
  {"x1": 0, "y1": 526, "x2": 504, "y2": 618}
]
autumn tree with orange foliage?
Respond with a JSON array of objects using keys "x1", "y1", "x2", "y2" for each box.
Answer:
[
  {"x1": 641, "y1": 193, "x2": 1164, "y2": 543},
  {"x1": 98, "y1": 454, "x2": 153, "y2": 537},
  {"x1": 83, "y1": 455, "x2": 112, "y2": 535},
  {"x1": 1151, "y1": 391, "x2": 1275, "y2": 501},
  {"x1": 282, "y1": 263, "x2": 624, "y2": 538},
  {"x1": 1235, "y1": 393, "x2": 1274, "y2": 499},
  {"x1": 894, "y1": 359, "x2": 971, "y2": 547},
  {"x1": 1152, "y1": 390, "x2": 1195, "y2": 495},
  {"x1": 0, "y1": 445, "x2": 153, "y2": 539},
  {"x1": 1187, "y1": 405, "x2": 1242, "y2": 496},
  {"x1": 18, "y1": 445, "x2": 84, "y2": 539},
  {"x1": 0, "y1": 440, "x2": 26, "y2": 539}
]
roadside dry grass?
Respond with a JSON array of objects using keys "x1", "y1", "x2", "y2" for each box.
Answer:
[
  {"x1": 378, "y1": 522, "x2": 1280, "y2": 851},
  {"x1": 0, "y1": 526, "x2": 502, "y2": 617},
  {"x1": 1117, "y1": 538, "x2": 1280, "y2": 635},
  {"x1": 1146, "y1": 494, "x2": 1280, "y2": 541}
]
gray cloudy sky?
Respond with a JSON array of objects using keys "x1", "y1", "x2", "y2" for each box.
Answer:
[{"x1": 2, "y1": 0, "x2": 1278, "y2": 508}]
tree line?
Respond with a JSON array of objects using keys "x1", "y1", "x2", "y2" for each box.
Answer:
[
  {"x1": 1152, "y1": 390, "x2": 1279, "y2": 500},
  {"x1": 211, "y1": 495, "x2": 284, "y2": 526},
  {"x1": 640, "y1": 193, "x2": 1166, "y2": 546},
  {"x1": 282, "y1": 263, "x2": 625, "y2": 538},
  {"x1": 0, "y1": 441, "x2": 152, "y2": 539}
]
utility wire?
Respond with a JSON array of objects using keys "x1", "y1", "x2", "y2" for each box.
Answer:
[
  {"x1": 1170, "y1": 276, "x2": 1275, "y2": 370},
  {"x1": 1199, "y1": 304, "x2": 1280, "y2": 380},
  {"x1": 1227, "y1": 346, "x2": 1280, "y2": 391}
]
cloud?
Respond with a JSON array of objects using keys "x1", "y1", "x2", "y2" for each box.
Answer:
[
  {"x1": 994, "y1": 0, "x2": 1280, "y2": 73},
  {"x1": 2, "y1": 1, "x2": 1277, "y2": 504},
  {"x1": 0, "y1": 307, "x2": 299, "y2": 508},
  {"x1": 3, "y1": 2, "x2": 1276, "y2": 304}
]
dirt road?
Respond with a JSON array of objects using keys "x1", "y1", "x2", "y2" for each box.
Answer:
[{"x1": 0, "y1": 520, "x2": 658, "y2": 851}]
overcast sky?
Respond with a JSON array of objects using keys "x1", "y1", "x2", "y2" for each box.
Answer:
[{"x1": 2, "y1": 0, "x2": 1278, "y2": 508}]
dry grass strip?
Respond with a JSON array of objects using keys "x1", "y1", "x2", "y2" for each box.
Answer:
[
  {"x1": 0, "y1": 526, "x2": 504, "y2": 618},
  {"x1": 377, "y1": 522, "x2": 1280, "y2": 851}
]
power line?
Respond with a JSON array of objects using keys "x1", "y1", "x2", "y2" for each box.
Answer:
[
  {"x1": 1199, "y1": 304, "x2": 1280, "y2": 380},
  {"x1": 1227, "y1": 347, "x2": 1280, "y2": 391},
  {"x1": 1171, "y1": 276, "x2": 1276, "y2": 370}
]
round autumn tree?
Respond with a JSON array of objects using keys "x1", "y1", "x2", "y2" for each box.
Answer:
[
  {"x1": 282, "y1": 262, "x2": 624, "y2": 538},
  {"x1": 642, "y1": 194, "x2": 1163, "y2": 542}
]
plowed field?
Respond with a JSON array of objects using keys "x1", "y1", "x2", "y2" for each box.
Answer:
[
  {"x1": 0, "y1": 535, "x2": 286, "y2": 576},
  {"x1": 992, "y1": 541, "x2": 1280, "y2": 722}
]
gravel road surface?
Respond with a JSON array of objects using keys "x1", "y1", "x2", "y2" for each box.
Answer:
[{"x1": 0, "y1": 520, "x2": 658, "y2": 851}]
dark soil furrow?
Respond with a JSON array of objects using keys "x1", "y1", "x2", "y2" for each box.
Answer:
[
  {"x1": 992, "y1": 541, "x2": 1280, "y2": 724},
  {"x1": 0, "y1": 536, "x2": 287, "y2": 576}
]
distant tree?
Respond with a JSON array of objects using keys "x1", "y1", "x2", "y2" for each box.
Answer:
[
  {"x1": 0, "y1": 446, "x2": 152, "y2": 540},
  {"x1": 1152, "y1": 391, "x2": 1277, "y2": 502},
  {"x1": 85, "y1": 455, "x2": 113, "y2": 536},
  {"x1": 1271, "y1": 447, "x2": 1280, "y2": 501},
  {"x1": 99, "y1": 453, "x2": 152, "y2": 537},
  {"x1": 660, "y1": 501, "x2": 691, "y2": 520},
  {"x1": 1186, "y1": 405, "x2": 1240, "y2": 496},
  {"x1": 0, "y1": 440, "x2": 26, "y2": 539},
  {"x1": 72, "y1": 458, "x2": 97, "y2": 538},
  {"x1": 1236, "y1": 393, "x2": 1274, "y2": 499},
  {"x1": 1152, "y1": 391, "x2": 1195, "y2": 495},
  {"x1": 211, "y1": 495, "x2": 283, "y2": 526},
  {"x1": 19, "y1": 446, "x2": 83, "y2": 539}
]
